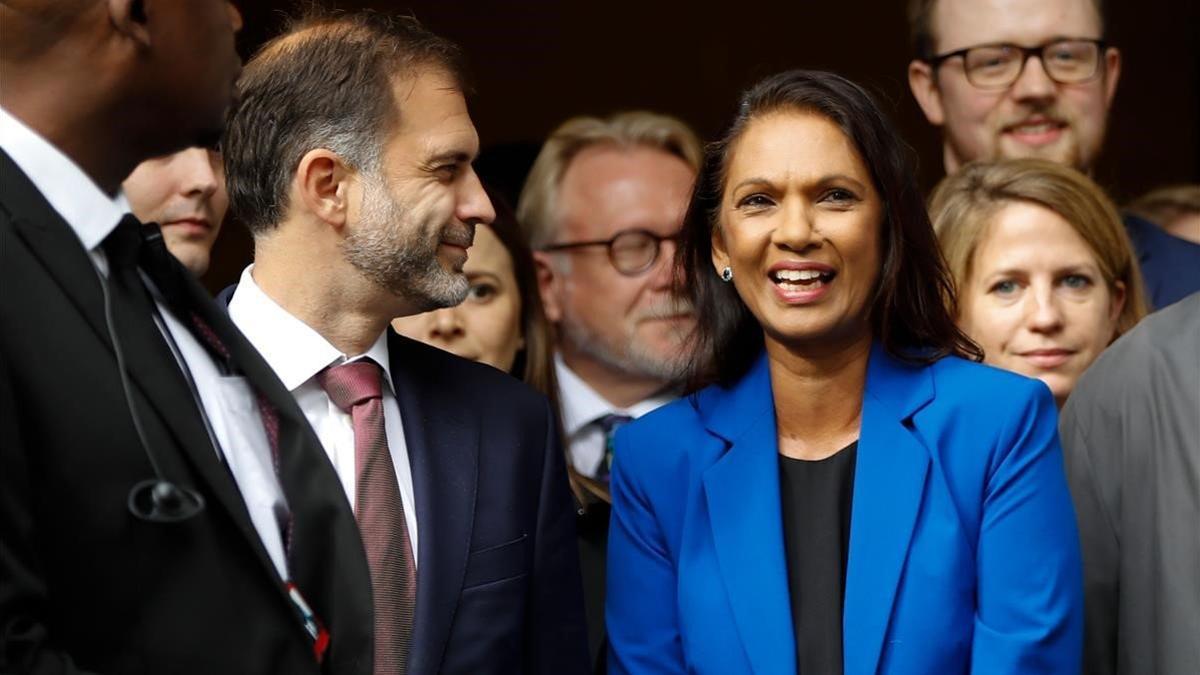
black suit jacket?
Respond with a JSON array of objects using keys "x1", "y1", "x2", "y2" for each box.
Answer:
[
  {"x1": 0, "y1": 151, "x2": 373, "y2": 674},
  {"x1": 575, "y1": 491, "x2": 610, "y2": 675},
  {"x1": 216, "y1": 288, "x2": 591, "y2": 674}
]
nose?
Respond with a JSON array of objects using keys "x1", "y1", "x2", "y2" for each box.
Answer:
[
  {"x1": 179, "y1": 148, "x2": 220, "y2": 200},
  {"x1": 457, "y1": 167, "x2": 496, "y2": 227},
  {"x1": 772, "y1": 201, "x2": 818, "y2": 253},
  {"x1": 429, "y1": 307, "x2": 465, "y2": 342},
  {"x1": 1026, "y1": 284, "x2": 1065, "y2": 334},
  {"x1": 1010, "y1": 55, "x2": 1057, "y2": 103}
]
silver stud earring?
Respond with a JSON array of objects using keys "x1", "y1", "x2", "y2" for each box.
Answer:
[{"x1": 720, "y1": 266, "x2": 733, "y2": 282}]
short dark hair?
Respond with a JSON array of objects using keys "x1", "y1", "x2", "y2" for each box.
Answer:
[
  {"x1": 907, "y1": 0, "x2": 1107, "y2": 60},
  {"x1": 224, "y1": 11, "x2": 465, "y2": 235},
  {"x1": 679, "y1": 69, "x2": 981, "y2": 388}
]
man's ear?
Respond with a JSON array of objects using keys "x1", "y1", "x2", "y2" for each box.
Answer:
[
  {"x1": 1102, "y1": 47, "x2": 1121, "y2": 110},
  {"x1": 532, "y1": 251, "x2": 563, "y2": 323},
  {"x1": 908, "y1": 59, "x2": 946, "y2": 126},
  {"x1": 107, "y1": 0, "x2": 151, "y2": 47},
  {"x1": 295, "y1": 149, "x2": 355, "y2": 232}
]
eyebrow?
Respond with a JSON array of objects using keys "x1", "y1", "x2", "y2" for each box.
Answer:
[
  {"x1": 729, "y1": 173, "x2": 867, "y2": 193},
  {"x1": 426, "y1": 150, "x2": 475, "y2": 166},
  {"x1": 981, "y1": 261, "x2": 1100, "y2": 278}
]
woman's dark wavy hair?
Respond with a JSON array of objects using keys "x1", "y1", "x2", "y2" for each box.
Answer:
[{"x1": 679, "y1": 69, "x2": 981, "y2": 389}]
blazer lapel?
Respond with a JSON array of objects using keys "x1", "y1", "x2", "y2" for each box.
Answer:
[
  {"x1": 387, "y1": 332, "x2": 480, "y2": 672},
  {"x1": 843, "y1": 344, "x2": 934, "y2": 675},
  {"x1": 700, "y1": 354, "x2": 796, "y2": 674},
  {"x1": 0, "y1": 156, "x2": 275, "y2": 583},
  {"x1": 187, "y1": 269, "x2": 374, "y2": 671}
]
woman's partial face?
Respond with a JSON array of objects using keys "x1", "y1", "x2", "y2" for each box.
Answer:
[
  {"x1": 959, "y1": 201, "x2": 1125, "y2": 405},
  {"x1": 713, "y1": 111, "x2": 883, "y2": 351},
  {"x1": 391, "y1": 224, "x2": 525, "y2": 371}
]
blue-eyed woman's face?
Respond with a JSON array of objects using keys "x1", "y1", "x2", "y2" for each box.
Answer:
[
  {"x1": 958, "y1": 201, "x2": 1124, "y2": 405},
  {"x1": 712, "y1": 111, "x2": 883, "y2": 351}
]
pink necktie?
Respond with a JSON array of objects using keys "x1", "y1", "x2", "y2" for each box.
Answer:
[{"x1": 317, "y1": 360, "x2": 415, "y2": 674}]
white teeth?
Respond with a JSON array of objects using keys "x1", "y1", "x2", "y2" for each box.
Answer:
[
  {"x1": 774, "y1": 269, "x2": 823, "y2": 282},
  {"x1": 1013, "y1": 122, "x2": 1058, "y2": 133}
]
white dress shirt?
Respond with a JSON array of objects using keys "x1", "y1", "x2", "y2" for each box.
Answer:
[
  {"x1": 554, "y1": 354, "x2": 675, "y2": 478},
  {"x1": 228, "y1": 267, "x2": 419, "y2": 562},
  {"x1": 0, "y1": 106, "x2": 290, "y2": 581}
]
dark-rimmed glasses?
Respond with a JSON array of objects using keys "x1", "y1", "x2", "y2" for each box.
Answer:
[
  {"x1": 541, "y1": 228, "x2": 678, "y2": 277},
  {"x1": 928, "y1": 38, "x2": 1106, "y2": 90}
]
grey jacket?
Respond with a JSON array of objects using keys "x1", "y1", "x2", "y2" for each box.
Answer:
[{"x1": 1062, "y1": 292, "x2": 1200, "y2": 675}]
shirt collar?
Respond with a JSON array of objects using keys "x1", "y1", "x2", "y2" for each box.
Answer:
[
  {"x1": 0, "y1": 106, "x2": 131, "y2": 251},
  {"x1": 228, "y1": 265, "x2": 396, "y2": 394},
  {"x1": 554, "y1": 353, "x2": 675, "y2": 435}
]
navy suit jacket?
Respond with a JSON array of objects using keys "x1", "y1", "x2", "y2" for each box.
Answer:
[
  {"x1": 606, "y1": 345, "x2": 1083, "y2": 674},
  {"x1": 217, "y1": 285, "x2": 590, "y2": 674},
  {"x1": 1124, "y1": 213, "x2": 1200, "y2": 310}
]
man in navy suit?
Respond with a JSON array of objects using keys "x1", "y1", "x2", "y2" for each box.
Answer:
[{"x1": 220, "y1": 12, "x2": 588, "y2": 674}]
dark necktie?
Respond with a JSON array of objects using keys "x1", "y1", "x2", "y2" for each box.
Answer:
[
  {"x1": 102, "y1": 215, "x2": 332, "y2": 662},
  {"x1": 317, "y1": 359, "x2": 416, "y2": 675},
  {"x1": 593, "y1": 413, "x2": 634, "y2": 483}
]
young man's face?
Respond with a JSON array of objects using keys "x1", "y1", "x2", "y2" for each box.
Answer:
[
  {"x1": 124, "y1": 147, "x2": 228, "y2": 276},
  {"x1": 908, "y1": 0, "x2": 1120, "y2": 173}
]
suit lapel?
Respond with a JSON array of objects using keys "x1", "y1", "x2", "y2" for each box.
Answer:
[
  {"x1": 1, "y1": 151, "x2": 113, "y2": 352},
  {"x1": 699, "y1": 354, "x2": 796, "y2": 674},
  {"x1": 843, "y1": 344, "x2": 934, "y2": 675},
  {"x1": 0, "y1": 155, "x2": 277, "y2": 583},
  {"x1": 192, "y1": 274, "x2": 375, "y2": 671},
  {"x1": 387, "y1": 332, "x2": 480, "y2": 672}
]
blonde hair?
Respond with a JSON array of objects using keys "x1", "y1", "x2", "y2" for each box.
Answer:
[
  {"x1": 1126, "y1": 184, "x2": 1200, "y2": 225},
  {"x1": 929, "y1": 158, "x2": 1147, "y2": 337},
  {"x1": 517, "y1": 111, "x2": 703, "y2": 248}
]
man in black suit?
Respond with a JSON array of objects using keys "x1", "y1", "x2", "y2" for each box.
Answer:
[
  {"x1": 0, "y1": 1, "x2": 372, "y2": 673},
  {"x1": 219, "y1": 12, "x2": 588, "y2": 674}
]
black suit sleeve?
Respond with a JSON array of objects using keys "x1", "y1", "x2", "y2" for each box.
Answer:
[
  {"x1": 525, "y1": 396, "x2": 590, "y2": 674},
  {"x1": 0, "y1": 354, "x2": 98, "y2": 675}
]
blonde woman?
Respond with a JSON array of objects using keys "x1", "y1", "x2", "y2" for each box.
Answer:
[{"x1": 930, "y1": 158, "x2": 1147, "y2": 407}]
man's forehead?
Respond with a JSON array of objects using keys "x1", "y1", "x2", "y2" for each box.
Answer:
[
  {"x1": 388, "y1": 69, "x2": 479, "y2": 158},
  {"x1": 932, "y1": 0, "x2": 1103, "y2": 51},
  {"x1": 558, "y1": 145, "x2": 693, "y2": 238}
]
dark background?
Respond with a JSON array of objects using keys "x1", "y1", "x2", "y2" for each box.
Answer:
[{"x1": 207, "y1": 0, "x2": 1200, "y2": 291}]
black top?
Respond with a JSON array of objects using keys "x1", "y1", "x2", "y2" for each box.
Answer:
[{"x1": 779, "y1": 441, "x2": 858, "y2": 675}]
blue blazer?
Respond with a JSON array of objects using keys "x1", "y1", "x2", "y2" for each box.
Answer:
[{"x1": 606, "y1": 345, "x2": 1082, "y2": 674}]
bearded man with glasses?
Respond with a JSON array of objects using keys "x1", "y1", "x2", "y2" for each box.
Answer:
[
  {"x1": 518, "y1": 111, "x2": 702, "y2": 673},
  {"x1": 907, "y1": 0, "x2": 1119, "y2": 174},
  {"x1": 519, "y1": 111, "x2": 703, "y2": 488},
  {"x1": 907, "y1": 0, "x2": 1200, "y2": 310}
]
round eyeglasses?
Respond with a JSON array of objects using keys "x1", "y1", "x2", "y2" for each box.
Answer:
[
  {"x1": 929, "y1": 38, "x2": 1105, "y2": 90},
  {"x1": 541, "y1": 228, "x2": 678, "y2": 277}
]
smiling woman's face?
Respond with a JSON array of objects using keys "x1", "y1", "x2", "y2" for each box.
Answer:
[
  {"x1": 712, "y1": 110, "x2": 883, "y2": 352},
  {"x1": 958, "y1": 200, "x2": 1124, "y2": 404},
  {"x1": 391, "y1": 224, "x2": 525, "y2": 372}
]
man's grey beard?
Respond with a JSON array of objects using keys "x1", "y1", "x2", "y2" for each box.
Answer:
[
  {"x1": 341, "y1": 176, "x2": 468, "y2": 312},
  {"x1": 559, "y1": 300, "x2": 696, "y2": 384}
]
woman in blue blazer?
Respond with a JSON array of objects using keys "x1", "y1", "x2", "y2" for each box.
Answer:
[{"x1": 605, "y1": 70, "x2": 1082, "y2": 675}]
